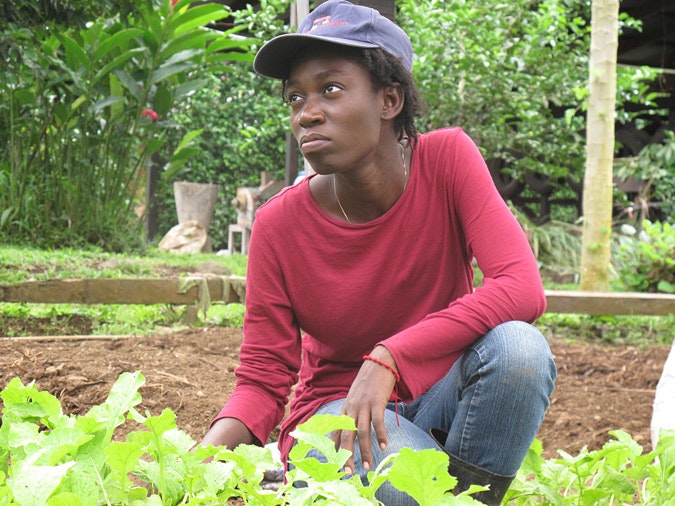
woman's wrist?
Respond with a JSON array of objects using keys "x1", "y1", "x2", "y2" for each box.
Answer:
[
  {"x1": 199, "y1": 417, "x2": 255, "y2": 449},
  {"x1": 369, "y1": 345, "x2": 397, "y2": 369},
  {"x1": 363, "y1": 354, "x2": 400, "y2": 383},
  {"x1": 364, "y1": 345, "x2": 399, "y2": 380}
]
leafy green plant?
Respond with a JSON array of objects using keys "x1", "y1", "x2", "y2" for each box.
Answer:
[
  {"x1": 1, "y1": 374, "x2": 674, "y2": 505},
  {"x1": 507, "y1": 430, "x2": 675, "y2": 505},
  {"x1": 207, "y1": 303, "x2": 246, "y2": 329},
  {"x1": 0, "y1": 374, "x2": 476, "y2": 505},
  {"x1": 286, "y1": 414, "x2": 487, "y2": 505},
  {"x1": 509, "y1": 203, "x2": 582, "y2": 276},
  {"x1": 613, "y1": 220, "x2": 675, "y2": 293}
]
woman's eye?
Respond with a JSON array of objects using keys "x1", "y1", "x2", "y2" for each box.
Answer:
[
  {"x1": 286, "y1": 93, "x2": 302, "y2": 104},
  {"x1": 324, "y1": 84, "x2": 341, "y2": 94}
]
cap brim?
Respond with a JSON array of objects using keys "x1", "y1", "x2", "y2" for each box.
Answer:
[{"x1": 253, "y1": 33, "x2": 378, "y2": 79}]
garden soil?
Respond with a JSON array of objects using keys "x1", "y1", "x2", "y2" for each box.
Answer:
[{"x1": 0, "y1": 326, "x2": 670, "y2": 460}]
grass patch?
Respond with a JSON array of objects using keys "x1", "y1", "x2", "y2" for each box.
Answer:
[
  {"x1": 537, "y1": 312, "x2": 675, "y2": 347},
  {"x1": 0, "y1": 245, "x2": 248, "y2": 283},
  {"x1": 0, "y1": 246, "x2": 248, "y2": 336},
  {"x1": 0, "y1": 301, "x2": 247, "y2": 337}
]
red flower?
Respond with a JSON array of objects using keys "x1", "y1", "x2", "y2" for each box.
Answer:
[
  {"x1": 141, "y1": 109, "x2": 159, "y2": 121},
  {"x1": 171, "y1": 0, "x2": 179, "y2": 6}
]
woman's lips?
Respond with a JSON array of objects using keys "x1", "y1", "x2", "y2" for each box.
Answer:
[{"x1": 300, "y1": 135, "x2": 329, "y2": 153}]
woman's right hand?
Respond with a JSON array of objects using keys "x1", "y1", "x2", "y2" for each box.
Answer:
[{"x1": 331, "y1": 345, "x2": 399, "y2": 475}]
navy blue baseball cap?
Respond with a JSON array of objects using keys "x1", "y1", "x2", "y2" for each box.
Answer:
[{"x1": 253, "y1": 0, "x2": 413, "y2": 79}]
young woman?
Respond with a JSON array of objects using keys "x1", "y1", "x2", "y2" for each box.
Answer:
[{"x1": 200, "y1": 1, "x2": 556, "y2": 503}]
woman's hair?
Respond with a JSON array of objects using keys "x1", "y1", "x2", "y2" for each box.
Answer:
[
  {"x1": 352, "y1": 46, "x2": 424, "y2": 142},
  {"x1": 282, "y1": 44, "x2": 425, "y2": 142}
]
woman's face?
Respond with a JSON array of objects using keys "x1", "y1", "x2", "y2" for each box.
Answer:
[{"x1": 285, "y1": 47, "x2": 388, "y2": 174}]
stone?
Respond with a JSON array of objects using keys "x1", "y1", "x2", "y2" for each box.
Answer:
[{"x1": 158, "y1": 220, "x2": 207, "y2": 254}]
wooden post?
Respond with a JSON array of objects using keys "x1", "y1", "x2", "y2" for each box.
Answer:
[
  {"x1": 286, "y1": 1, "x2": 310, "y2": 185},
  {"x1": 293, "y1": 0, "x2": 309, "y2": 24},
  {"x1": 145, "y1": 152, "x2": 161, "y2": 242},
  {"x1": 285, "y1": 133, "x2": 299, "y2": 186},
  {"x1": 314, "y1": 0, "x2": 396, "y2": 21}
]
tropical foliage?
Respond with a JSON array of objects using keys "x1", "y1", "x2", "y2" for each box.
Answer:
[
  {"x1": 0, "y1": 0, "x2": 670, "y2": 252},
  {"x1": 153, "y1": 0, "x2": 294, "y2": 250},
  {"x1": 398, "y1": 0, "x2": 663, "y2": 184},
  {"x1": 0, "y1": 0, "x2": 252, "y2": 251}
]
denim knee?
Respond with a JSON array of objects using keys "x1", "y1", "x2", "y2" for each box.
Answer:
[
  {"x1": 474, "y1": 321, "x2": 557, "y2": 388},
  {"x1": 443, "y1": 321, "x2": 556, "y2": 474}
]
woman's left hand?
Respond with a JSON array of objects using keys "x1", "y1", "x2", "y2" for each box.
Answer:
[{"x1": 332, "y1": 345, "x2": 398, "y2": 475}]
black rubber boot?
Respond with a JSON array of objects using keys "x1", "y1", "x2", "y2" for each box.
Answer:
[{"x1": 429, "y1": 428, "x2": 515, "y2": 505}]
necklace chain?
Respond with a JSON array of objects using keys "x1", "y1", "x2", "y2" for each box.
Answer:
[
  {"x1": 333, "y1": 143, "x2": 408, "y2": 223},
  {"x1": 334, "y1": 175, "x2": 351, "y2": 223}
]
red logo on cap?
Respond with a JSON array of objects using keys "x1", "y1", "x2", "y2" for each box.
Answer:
[{"x1": 306, "y1": 15, "x2": 348, "y2": 33}]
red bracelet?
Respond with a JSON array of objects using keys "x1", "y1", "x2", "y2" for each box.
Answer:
[{"x1": 363, "y1": 355, "x2": 401, "y2": 383}]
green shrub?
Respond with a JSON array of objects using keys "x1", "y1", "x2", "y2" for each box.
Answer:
[
  {"x1": 613, "y1": 220, "x2": 675, "y2": 293},
  {"x1": 509, "y1": 203, "x2": 582, "y2": 276},
  {"x1": 615, "y1": 130, "x2": 675, "y2": 223}
]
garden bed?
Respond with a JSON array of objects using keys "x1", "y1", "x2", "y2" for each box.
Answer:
[{"x1": 0, "y1": 326, "x2": 669, "y2": 459}]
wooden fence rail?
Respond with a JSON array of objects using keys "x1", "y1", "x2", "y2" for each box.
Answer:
[
  {"x1": 0, "y1": 277, "x2": 246, "y2": 307},
  {"x1": 1, "y1": 278, "x2": 674, "y2": 316},
  {"x1": 544, "y1": 289, "x2": 674, "y2": 316}
]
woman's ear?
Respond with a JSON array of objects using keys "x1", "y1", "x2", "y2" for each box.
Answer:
[{"x1": 381, "y1": 83, "x2": 404, "y2": 121}]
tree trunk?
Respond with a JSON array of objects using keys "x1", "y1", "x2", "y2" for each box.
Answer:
[
  {"x1": 579, "y1": 0, "x2": 620, "y2": 291},
  {"x1": 314, "y1": 0, "x2": 396, "y2": 21}
]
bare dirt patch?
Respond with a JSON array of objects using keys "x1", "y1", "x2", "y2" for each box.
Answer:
[{"x1": 0, "y1": 327, "x2": 669, "y2": 459}]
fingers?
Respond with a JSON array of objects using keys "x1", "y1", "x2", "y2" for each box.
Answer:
[
  {"x1": 335, "y1": 355, "x2": 397, "y2": 475},
  {"x1": 340, "y1": 427, "x2": 356, "y2": 474},
  {"x1": 354, "y1": 416, "x2": 373, "y2": 471},
  {"x1": 337, "y1": 408, "x2": 390, "y2": 475},
  {"x1": 330, "y1": 428, "x2": 341, "y2": 451},
  {"x1": 371, "y1": 412, "x2": 388, "y2": 452}
]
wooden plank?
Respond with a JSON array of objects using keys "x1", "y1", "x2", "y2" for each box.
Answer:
[
  {"x1": 0, "y1": 277, "x2": 245, "y2": 305},
  {"x1": 2, "y1": 279, "x2": 674, "y2": 316},
  {"x1": 545, "y1": 289, "x2": 675, "y2": 316},
  {"x1": 0, "y1": 335, "x2": 135, "y2": 342}
]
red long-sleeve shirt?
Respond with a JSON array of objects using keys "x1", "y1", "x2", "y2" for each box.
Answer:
[{"x1": 215, "y1": 127, "x2": 546, "y2": 461}]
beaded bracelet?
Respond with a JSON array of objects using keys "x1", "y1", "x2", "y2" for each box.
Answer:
[{"x1": 362, "y1": 355, "x2": 401, "y2": 383}]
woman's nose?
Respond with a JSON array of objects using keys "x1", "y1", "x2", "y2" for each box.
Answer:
[{"x1": 297, "y1": 95, "x2": 324, "y2": 127}]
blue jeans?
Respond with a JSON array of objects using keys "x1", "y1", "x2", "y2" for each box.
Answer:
[{"x1": 309, "y1": 321, "x2": 556, "y2": 505}]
